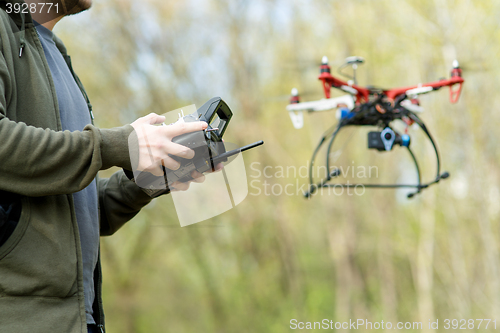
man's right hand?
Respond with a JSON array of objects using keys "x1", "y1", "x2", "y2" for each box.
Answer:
[{"x1": 130, "y1": 113, "x2": 208, "y2": 177}]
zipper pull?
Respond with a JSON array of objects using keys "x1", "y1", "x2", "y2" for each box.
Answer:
[{"x1": 88, "y1": 103, "x2": 94, "y2": 120}]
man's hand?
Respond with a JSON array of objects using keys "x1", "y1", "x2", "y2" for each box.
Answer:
[
  {"x1": 130, "y1": 113, "x2": 207, "y2": 177},
  {"x1": 169, "y1": 163, "x2": 223, "y2": 192}
]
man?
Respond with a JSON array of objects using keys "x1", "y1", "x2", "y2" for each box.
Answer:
[{"x1": 0, "y1": 0, "x2": 206, "y2": 332}]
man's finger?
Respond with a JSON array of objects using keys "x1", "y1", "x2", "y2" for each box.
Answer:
[
  {"x1": 207, "y1": 163, "x2": 224, "y2": 173},
  {"x1": 171, "y1": 181, "x2": 190, "y2": 192},
  {"x1": 141, "y1": 163, "x2": 164, "y2": 177},
  {"x1": 161, "y1": 157, "x2": 181, "y2": 171},
  {"x1": 164, "y1": 121, "x2": 207, "y2": 138},
  {"x1": 165, "y1": 142, "x2": 195, "y2": 159},
  {"x1": 190, "y1": 171, "x2": 205, "y2": 183},
  {"x1": 139, "y1": 113, "x2": 164, "y2": 125},
  {"x1": 148, "y1": 114, "x2": 165, "y2": 125}
]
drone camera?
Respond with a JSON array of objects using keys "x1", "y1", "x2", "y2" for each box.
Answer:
[
  {"x1": 368, "y1": 127, "x2": 409, "y2": 151},
  {"x1": 368, "y1": 131, "x2": 387, "y2": 151},
  {"x1": 381, "y1": 127, "x2": 396, "y2": 151}
]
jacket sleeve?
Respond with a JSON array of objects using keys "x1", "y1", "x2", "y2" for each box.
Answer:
[
  {"x1": 0, "y1": 43, "x2": 135, "y2": 197},
  {"x1": 0, "y1": 116, "x2": 135, "y2": 197},
  {"x1": 97, "y1": 171, "x2": 152, "y2": 236}
]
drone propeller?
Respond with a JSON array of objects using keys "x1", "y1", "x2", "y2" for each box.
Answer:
[
  {"x1": 264, "y1": 88, "x2": 321, "y2": 102},
  {"x1": 449, "y1": 59, "x2": 488, "y2": 73},
  {"x1": 337, "y1": 56, "x2": 365, "y2": 85}
]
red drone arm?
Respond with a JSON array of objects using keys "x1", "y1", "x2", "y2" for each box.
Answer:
[
  {"x1": 318, "y1": 63, "x2": 370, "y2": 103},
  {"x1": 384, "y1": 76, "x2": 464, "y2": 103},
  {"x1": 318, "y1": 60, "x2": 464, "y2": 104},
  {"x1": 319, "y1": 71, "x2": 370, "y2": 103}
]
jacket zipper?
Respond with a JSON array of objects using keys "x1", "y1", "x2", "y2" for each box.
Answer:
[
  {"x1": 63, "y1": 54, "x2": 95, "y2": 123},
  {"x1": 63, "y1": 52, "x2": 104, "y2": 333},
  {"x1": 93, "y1": 252, "x2": 105, "y2": 332},
  {"x1": 31, "y1": 22, "x2": 103, "y2": 332}
]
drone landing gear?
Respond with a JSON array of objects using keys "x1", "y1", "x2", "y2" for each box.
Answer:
[
  {"x1": 304, "y1": 153, "x2": 450, "y2": 199},
  {"x1": 304, "y1": 114, "x2": 450, "y2": 199},
  {"x1": 305, "y1": 161, "x2": 450, "y2": 199}
]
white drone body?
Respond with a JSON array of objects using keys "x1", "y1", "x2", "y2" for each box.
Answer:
[{"x1": 286, "y1": 92, "x2": 355, "y2": 129}]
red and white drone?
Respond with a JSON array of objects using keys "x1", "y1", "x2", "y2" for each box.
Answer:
[{"x1": 287, "y1": 56, "x2": 464, "y2": 198}]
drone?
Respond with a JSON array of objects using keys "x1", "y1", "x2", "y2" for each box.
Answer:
[{"x1": 286, "y1": 56, "x2": 464, "y2": 198}]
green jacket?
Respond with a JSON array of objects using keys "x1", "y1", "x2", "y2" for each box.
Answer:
[{"x1": 0, "y1": 1, "x2": 152, "y2": 332}]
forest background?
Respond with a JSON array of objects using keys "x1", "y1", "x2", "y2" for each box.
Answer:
[{"x1": 56, "y1": 0, "x2": 499, "y2": 332}]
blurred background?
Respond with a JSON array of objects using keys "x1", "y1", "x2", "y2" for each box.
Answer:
[{"x1": 56, "y1": 0, "x2": 499, "y2": 332}]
